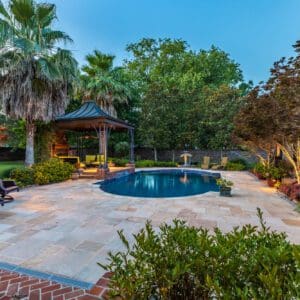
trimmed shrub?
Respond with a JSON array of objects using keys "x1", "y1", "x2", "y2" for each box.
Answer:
[
  {"x1": 225, "y1": 161, "x2": 247, "y2": 171},
  {"x1": 109, "y1": 158, "x2": 130, "y2": 167},
  {"x1": 32, "y1": 158, "x2": 74, "y2": 184},
  {"x1": 10, "y1": 158, "x2": 74, "y2": 186},
  {"x1": 100, "y1": 209, "x2": 300, "y2": 299},
  {"x1": 225, "y1": 158, "x2": 249, "y2": 171},
  {"x1": 10, "y1": 167, "x2": 34, "y2": 187},
  {"x1": 135, "y1": 160, "x2": 177, "y2": 168}
]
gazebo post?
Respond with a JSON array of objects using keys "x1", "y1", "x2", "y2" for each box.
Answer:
[
  {"x1": 129, "y1": 128, "x2": 135, "y2": 163},
  {"x1": 104, "y1": 125, "x2": 108, "y2": 168}
]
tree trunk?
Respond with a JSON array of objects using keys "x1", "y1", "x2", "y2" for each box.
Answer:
[
  {"x1": 172, "y1": 150, "x2": 175, "y2": 162},
  {"x1": 154, "y1": 148, "x2": 157, "y2": 162},
  {"x1": 25, "y1": 121, "x2": 35, "y2": 166},
  {"x1": 278, "y1": 142, "x2": 300, "y2": 184}
]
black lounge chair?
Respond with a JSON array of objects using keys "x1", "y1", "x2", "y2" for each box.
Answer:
[{"x1": 0, "y1": 179, "x2": 19, "y2": 206}]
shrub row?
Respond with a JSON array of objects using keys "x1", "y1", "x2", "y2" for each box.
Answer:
[
  {"x1": 135, "y1": 160, "x2": 177, "y2": 168},
  {"x1": 225, "y1": 159, "x2": 248, "y2": 171},
  {"x1": 101, "y1": 209, "x2": 300, "y2": 299},
  {"x1": 10, "y1": 158, "x2": 74, "y2": 187}
]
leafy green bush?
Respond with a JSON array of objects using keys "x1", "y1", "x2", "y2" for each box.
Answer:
[
  {"x1": 267, "y1": 165, "x2": 287, "y2": 180},
  {"x1": 10, "y1": 158, "x2": 74, "y2": 186},
  {"x1": 135, "y1": 160, "x2": 177, "y2": 168},
  {"x1": 109, "y1": 158, "x2": 130, "y2": 167},
  {"x1": 225, "y1": 158, "x2": 249, "y2": 171},
  {"x1": 100, "y1": 209, "x2": 300, "y2": 299},
  {"x1": 253, "y1": 162, "x2": 267, "y2": 178},
  {"x1": 32, "y1": 158, "x2": 74, "y2": 184},
  {"x1": 10, "y1": 167, "x2": 34, "y2": 187},
  {"x1": 225, "y1": 161, "x2": 247, "y2": 171}
]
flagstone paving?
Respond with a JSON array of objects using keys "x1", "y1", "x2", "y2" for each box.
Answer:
[{"x1": 0, "y1": 169, "x2": 299, "y2": 285}]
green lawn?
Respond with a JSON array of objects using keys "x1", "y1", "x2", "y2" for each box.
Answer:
[{"x1": 0, "y1": 161, "x2": 24, "y2": 178}]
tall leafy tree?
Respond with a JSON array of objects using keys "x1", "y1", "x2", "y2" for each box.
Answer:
[
  {"x1": 0, "y1": 0, "x2": 77, "y2": 166},
  {"x1": 234, "y1": 44, "x2": 300, "y2": 182},
  {"x1": 125, "y1": 38, "x2": 247, "y2": 156}
]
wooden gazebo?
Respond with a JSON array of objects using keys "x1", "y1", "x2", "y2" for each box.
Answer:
[{"x1": 54, "y1": 101, "x2": 134, "y2": 169}]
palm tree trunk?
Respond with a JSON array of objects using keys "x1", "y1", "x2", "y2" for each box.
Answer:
[{"x1": 25, "y1": 121, "x2": 35, "y2": 166}]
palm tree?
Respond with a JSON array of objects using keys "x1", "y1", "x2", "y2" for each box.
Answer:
[
  {"x1": 0, "y1": 0, "x2": 77, "y2": 166},
  {"x1": 79, "y1": 50, "x2": 131, "y2": 117}
]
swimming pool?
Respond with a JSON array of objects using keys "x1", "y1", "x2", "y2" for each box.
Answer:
[{"x1": 100, "y1": 169, "x2": 220, "y2": 198}]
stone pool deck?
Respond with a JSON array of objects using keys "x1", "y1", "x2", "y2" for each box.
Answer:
[{"x1": 0, "y1": 169, "x2": 299, "y2": 286}]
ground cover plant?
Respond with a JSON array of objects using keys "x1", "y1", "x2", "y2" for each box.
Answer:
[{"x1": 100, "y1": 209, "x2": 300, "y2": 299}]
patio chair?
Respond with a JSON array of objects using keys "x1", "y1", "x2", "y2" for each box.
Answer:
[
  {"x1": 94, "y1": 154, "x2": 105, "y2": 166},
  {"x1": 84, "y1": 155, "x2": 97, "y2": 167},
  {"x1": 211, "y1": 157, "x2": 228, "y2": 170},
  {"x1": 0, "y1": 179, "x2": 19, "y2": 206},
  {"x1": 201, "y1": 156, "x2": 210, "y2": 169}
]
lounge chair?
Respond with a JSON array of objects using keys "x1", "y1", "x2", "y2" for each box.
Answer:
[
  {"x1": 201, "y1": 156, "x2": 210, "y2": 169},
  {"x1": 211, "y1": 157, "x2": 228, "y2": 170},
  {"x1": 0, "y1": 179, "x2": 19, "y2": 206}
]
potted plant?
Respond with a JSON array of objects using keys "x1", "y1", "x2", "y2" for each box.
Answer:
[{"x1": 216, "y1": 178, "x2": 234, "y2": 197}]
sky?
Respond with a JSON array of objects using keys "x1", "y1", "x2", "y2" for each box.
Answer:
[{"x1": 50, "y1": 0, "x2": 300, "y2": 84}]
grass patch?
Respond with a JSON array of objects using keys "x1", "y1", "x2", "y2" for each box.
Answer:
[{"x1": 0, "y1": 161, "x2": 24, "y2": 178}]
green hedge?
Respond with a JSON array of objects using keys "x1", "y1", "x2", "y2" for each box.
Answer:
[
  {"x1": 225, "y1": 158, "x2": 249, "y2": 171},
  {"x1": 225, "y1": 161, "x2": 247, "y2": 171},
  {"x1": 109, "y1": 157, "x2": 129, "y2": 167},
  {"x1": 10, "y1": 158, "x2": 74, "y2": 187},
  {"x1": 101, "y1": 209, "x2": 300, "y2": 299},
  {"x1": 135, "y1": 160, "x2": 177, "y2": 168}
]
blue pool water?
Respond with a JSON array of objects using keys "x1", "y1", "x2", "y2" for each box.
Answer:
[{"x1": 100, "y1": 170, "x2": 219, "y2": 198}]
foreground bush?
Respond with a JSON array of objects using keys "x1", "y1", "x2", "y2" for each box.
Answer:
[
  {"x1": 10, "y1": 158, "x2": 74, "y2": 186},
  {"x1": 100, "y1": 209, "x2": 300, "y2": 299},
  {"x1": 135, "y1": 160, "x2": 177, "y2": 168}
]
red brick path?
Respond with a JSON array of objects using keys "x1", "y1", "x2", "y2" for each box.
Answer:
[{"x1": 0, "y1": 269, "x2": 112, "y2": 300}]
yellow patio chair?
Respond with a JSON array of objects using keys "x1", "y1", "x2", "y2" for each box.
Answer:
[
  {"x1": 201, "y1": 156, "x2": 210, "y2": 169},
  {"x1": 85, "y1": 155, "x2": 96, "y2": 166},
  {"x1": 96, "y1": 154, "x2": 105, "y2": 164},
  {"x1": 211, "y1": 157, "x2": 228, "y2": 170},
  {"x1": 90, "y1": 154, "x2": 105, "y2": 167}
]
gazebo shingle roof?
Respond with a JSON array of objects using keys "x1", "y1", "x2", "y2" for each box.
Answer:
[
  {"x1": 55, "y1": 101, "x2": 133, "y2": 130},
  {"x1": 56, "y1": 101, "x2": 111, "y2": 120}
]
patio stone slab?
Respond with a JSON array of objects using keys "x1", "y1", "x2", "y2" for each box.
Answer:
[{"x1": 0, "y1": 170, "x2": 299, "y2": 283}]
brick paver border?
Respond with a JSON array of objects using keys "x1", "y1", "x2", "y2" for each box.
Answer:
[{"x1": 0, "y1": 269, "x2": 111, "y2": 300}]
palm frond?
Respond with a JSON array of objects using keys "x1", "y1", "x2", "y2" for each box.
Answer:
[
  {"x1": 10, "y1": 0, "x2": 35, "y2": 27},
  {"x1": 42, "y1": 29, "x2": 73, "y2": 45},
  {"x1": 36, "y1": 2, "x2": 56, "y2": 27}
]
